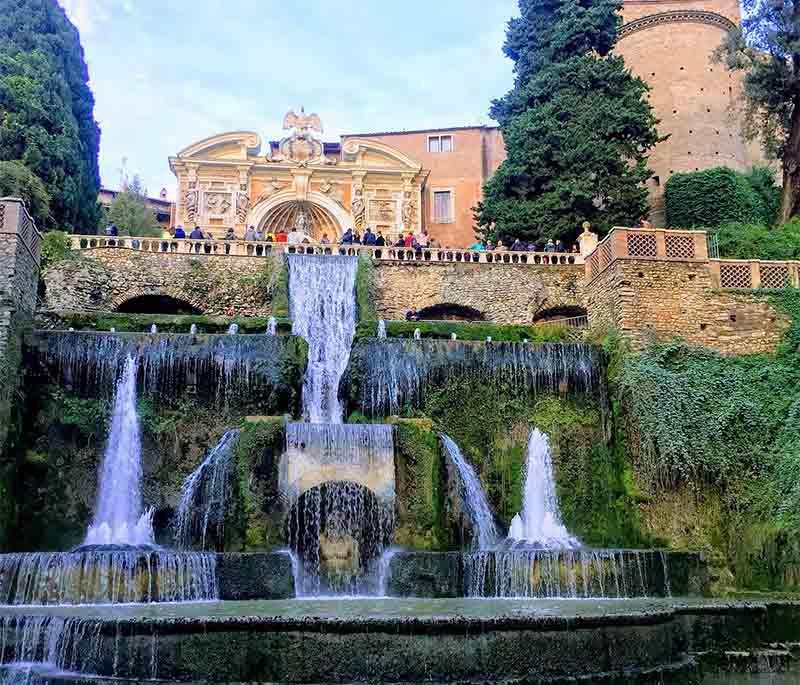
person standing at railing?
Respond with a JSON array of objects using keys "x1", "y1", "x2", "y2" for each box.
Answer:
[
  {"x1": 254, "y1": 226, "x2": 264, "y2": 241},
  {"x1": 375, "y1": 231, "x2": 386, "y2": 247},
  {"x1": 394, "y1": 234, "x2": 405, "y2": 247},
  {"x1": 469, "y1": 239, "x2": 486, "y2": 251},
  {"x1": 189, "y1": 226, "x2": 204, "y2": 239},
  {"x1": 288, "y1": 227, "x2": 303, "y2": 245},
  {"x1": 266, "y1": 231, "x2": 275, "y2": 242},
  {"x1": 244, "y1": 225, "x2": 256, "y2": 241},
  {"x1": 341, "y1": 228, "x2": 354, "y2": 244},
  {"x1": 223, "y1": 227, "x2": 235, "y2": 240},
  {"x1": 363, "y1": 227, "x2": 377, "y2": 245},
  {"x1": 555, "y1": 239, "x2": 564, "y2": 253},
  {"x1": 320, "y1": 233, "x2": 331, "y2": 245},
  {"x1": 276, "y1": 229, "x2": 288, "y2": 243},
  {"x1": 174, "y1": 226, "x2": 186, "y2": 239}
]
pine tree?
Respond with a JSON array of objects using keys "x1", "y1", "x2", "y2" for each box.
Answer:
[
  {"x1": 477, "y1": 0, "x2": 662, "y2": 245},
  {"x1": 0, "y1": 0, "x2": 101, "y2": 232}
]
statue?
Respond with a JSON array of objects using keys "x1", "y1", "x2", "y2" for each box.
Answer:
[
  {"x1": 236, "y1": 192, "x2": 250, "y2": 223},
  {"x1": 283, "y1": 107, "x2": 323, "y2": 135},
  {"x1": 294, "y1": 210, "x2": 308, "y2": 233},
  {"x1": 351, "y1": 188, "x2": 366, "y2": 229},
  {"x1": 183, "y1": 188, "x2": 199, "y2": 224},
  {"x1": 402, "y1": 191, "x2": 418, "y2": 229}
]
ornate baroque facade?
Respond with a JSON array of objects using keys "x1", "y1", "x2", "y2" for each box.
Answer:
[{"x1": 170, "y1": 0, "x2": 761, "y2": 246}]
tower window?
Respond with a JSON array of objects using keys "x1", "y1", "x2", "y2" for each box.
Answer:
[{"x1": 428, "y1": 135, "x2": 454, "y2": 153}]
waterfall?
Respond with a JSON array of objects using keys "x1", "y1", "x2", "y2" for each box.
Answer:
[
  {"x1": 288, "y1": 255, "x2": 358, "y2": 423},
  {"x1": 350, "y1": 340, "x2": 604, "y2": 418},
  {"x1": 0, "y1": 550, "x2": 217, "y2": 605},
  {"x1": 282, "y1": 423, "x2": 395, "y2": 596},
  {"x1": 508, "y1": 429, "x2": 579, "y2": 548},
  {"x1": 266, "y1": 316, "x2": 278, "y2": 336},
  {"x1": 174, "y1": 430, "x2": 240, "y2": 550},
  {"x1": 33, "y1": 331, "x2": 300, "y2": 406},
  {"x1": 377, "y1": 320, "x2": 387, "y2": 339},
  {"x1": 463, "y1": 549, "x2": 668, "y2": 599},
  {"x1": 439, "y1": 434, "x2": 499, "y2": 549},
  {"x1": 85, "y1": 355, "x2": 153, "y2": 547}
]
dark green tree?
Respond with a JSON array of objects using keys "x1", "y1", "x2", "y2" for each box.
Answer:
[
  {"x1": 476, "y1": 0, "x2": 662, "y2": 245},
  {"x1": 0, "y1": 0, "x2": 101, "y2": 233},
  {"x1": 717, "y1": 0, "x2": 800, "y2": 224},
  {"x1": 0, "y1": 159, "x2": 50, "y2": 226}
]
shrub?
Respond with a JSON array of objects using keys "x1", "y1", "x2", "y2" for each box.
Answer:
[
  {"x1": 40, "y1": 231, "x2": 74, "y2": 271},
  {"x1": 666, "y1": 167, "x2": 769, "y2": 228},
  {"x1": 0, "y1": 160, "x2": 51, "y2": 228},
  {"x1": 712, "y1": 219, "x2": 800, "y2": 261}
]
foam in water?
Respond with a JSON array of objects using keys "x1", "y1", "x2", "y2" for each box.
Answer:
[
  {"x1": 174, "y1": 430, "x2": 240, "y2": 550},
  {"x1": 282, "y1": 423, "x2": 395, "y2": 596},
  {"x1": 85, "y1": 355, "x2": 153, "y2": 547},
  {"x1": 377, "y1": 320, "x2": 387, "y2": 339},
  {"x1": 227, "y1": 323, "x2": 239, "y2": 335},
  {"x1": 508, "y1": 429, "x2": 579, "y2": 548},
  {"x1": 287, "y1": 255, "x2": 358, "y2": 423},
  {"x1": 439, "y1": 434, "x2": 499, "y2": 549},
  {"x1": 266, "y1": 316, "x2": 278, "y2": 336}
]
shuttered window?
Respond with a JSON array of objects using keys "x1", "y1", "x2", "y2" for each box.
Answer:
[{"x1": 433, "y1": 191, "x2": 453, "y2": 223}]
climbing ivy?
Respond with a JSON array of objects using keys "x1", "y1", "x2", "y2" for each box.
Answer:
[{"x1": 355, "y1": 256, "x2": 377, "y2": 322}]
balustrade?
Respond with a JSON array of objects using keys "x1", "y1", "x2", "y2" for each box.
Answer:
[{"x1": 69, "y1": 235, "x2": 583, "y2": 266}]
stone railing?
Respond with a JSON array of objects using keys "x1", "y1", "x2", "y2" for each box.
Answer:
[
  {"x1": 1, "y1": 197, "x2": 42, "y2": 265},
  {"x1": 710, "y1": 259, "x2": 800, "y2": 290},
  {"x1": 586, "y1": 227, "x2": 709, "y2": 281},
  {"x1": 69, "y1": 235, "x2": 584, "y2": 266}
]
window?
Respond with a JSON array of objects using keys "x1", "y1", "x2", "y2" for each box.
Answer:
[
  {"x1": 433, "y1": 191, "x2": 453, "y2": 223},
  {"x1": 428, "y1": 135, "x2": 453, "y2": 153}
]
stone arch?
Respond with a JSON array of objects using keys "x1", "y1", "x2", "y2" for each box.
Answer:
[
  {"x1": 247, "y1": 190, "x2": 353, "y2": 240},
  {"x1": 618, "y1": 10, "x2": 736, "y2": 40},
  {"x1": 416, "y1": 303, "x2": 486, "y2": 321},
  {"x1": 533, "y1": 305, "x2": 588, "y2": 324},
  {"x1": 112, "y1": 287, "x2": 208, "y2": 314}
]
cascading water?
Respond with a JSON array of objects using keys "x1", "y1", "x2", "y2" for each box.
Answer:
[
  {"x1": 377, "y1": 320, "x2": 387, "y2": 339},
  {"x1": 288, "y1": 254, "x2": 358, "y2": 423},
  {"x1": 439, "y1": 434, "x2": 499, "y2": 550},
  {"x1": 282, "y1": 423, "x2": 395, "y2": 596},
  {"x1": 508, "y1": 429, "x2": 579, "y2": 548},
  {"x1": 350, "y1": 340, "x2": 604, "y2": 419},
  {"x1": 85, "y1": 355, "x2": 153, "y2": 547},
  {"x1": 266, "y1": 316, "x2": 278, "y2": 336},
  {"x1": 174, "y1": 430, "x2": 240, "y2": 551}
]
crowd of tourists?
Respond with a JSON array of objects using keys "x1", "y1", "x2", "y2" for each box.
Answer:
[{"x1": 108, "y1": 221, "x2": 575, "y2": 254}]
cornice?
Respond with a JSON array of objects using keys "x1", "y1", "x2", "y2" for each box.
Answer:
[{"x1": 619, "y1": 9, "x2": 736, "y2": 39}]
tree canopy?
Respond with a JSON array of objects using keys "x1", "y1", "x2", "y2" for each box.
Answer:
[
  {"x1": 477, "y1": 0, "x2": 662, "y2": 245},
  {"x1": 0, "y1": 159, "x2": 50, "y2": 226},
  {"x1": 0, "y1": 0, "x2": 100, "y2": 232},
  {"x1": 717, "y1": 0, "x2": 800, "y2": 223},
  {"x1": 106, "y1": 175, "x2": 162, "y2": 237}
]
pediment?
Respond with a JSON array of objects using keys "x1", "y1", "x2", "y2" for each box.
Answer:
[
  {"x1": 342, "y1": 138, "x2": 422, "y2": 172},
  {"x1": 175, "y1": 131, "x2": 262, "y2": 161}
]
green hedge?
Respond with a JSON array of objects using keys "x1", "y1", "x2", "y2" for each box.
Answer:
[
  {"x1": 711, "y1": 219, "x2": 800, "y2": 261},
  {"x1": 42, "y1": 311, "x2": 293, "y2": 335},
  {"x1": 665, "y1": 167, "x2": 777, "y2": 228},
  {"x1": 355, "y1": 320, "x2": 571, "y2": 342}
]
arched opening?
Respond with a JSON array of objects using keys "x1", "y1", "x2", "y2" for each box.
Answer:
[
  {"x1": 287, "y1": 481, "x2": 393, "y2": 595},
  {"x1": 533, "y1": 305, "x2": 588, "y2": 325},
  {"x1": 259, "y1": 200, "x2": 342, "y2": 242},
  {"x1": 416, "y1": 303, "x2": 486, "y2": 321},
  {"x1": 117, "y1": 295, "x2": 202, "y2": 315}
]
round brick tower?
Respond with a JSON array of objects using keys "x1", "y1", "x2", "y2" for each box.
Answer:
[{"x1": 616, "y1": 0, "x2": 760, "y2": 225}]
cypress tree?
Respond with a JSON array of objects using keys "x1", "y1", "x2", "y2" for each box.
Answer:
[
  {"x1": 477, "y1": 0, "x2": 662, "y2": 245},
  {"x1": 0, "y1": 0, "x2": 101, "y2": 232}
]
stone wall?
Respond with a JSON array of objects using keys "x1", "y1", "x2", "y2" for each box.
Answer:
[
  {"x1": 372, "y1": 261, "x2": 585, "y2": 324},
  {"x1": 0, "y1": 199, "x2": 42, "y2": 549},
  {"x1": 43, "y1": 248, "x2": 281, "y2": 316},
  {"x1": 584, "y1": 258, "x2": 790, "y2": 354}
]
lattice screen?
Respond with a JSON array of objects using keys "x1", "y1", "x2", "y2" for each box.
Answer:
[
  {"x1": 626, "y1": 233, "x2": 657, "y2": 257},
  {"x1": 600, "y1": 242, "x2": 613, "y2": 268},
  {"x1": 0, "y1": 205, "x2": 5, "y2": 231},
  {"x1": 665, "y1": 235, "x2": 695, "y2": 259},
  {"x1": 587, "y1": 252, "x2": 599, "y2": 278},
  {"x1": 719, "y1": 263, "x2": 752, "y2": 289},
  {"x1": 759, "y1": 264, "x2": 790, "y2": 289}
]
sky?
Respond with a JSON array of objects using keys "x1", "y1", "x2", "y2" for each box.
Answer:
[{"x1": 58, "y1": 0, "x2": 517, "y2": 201}]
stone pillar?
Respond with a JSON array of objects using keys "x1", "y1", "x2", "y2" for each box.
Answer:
[{"x1": 0, "y1": 198, "x2": 41, "y2": 548}]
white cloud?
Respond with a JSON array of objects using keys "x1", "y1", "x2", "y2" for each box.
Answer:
[{"x1": 58, "y1": 0, "x2": 111, "y2": 35}]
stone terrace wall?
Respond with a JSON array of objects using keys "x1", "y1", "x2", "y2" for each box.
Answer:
[
  {"x1": 0, "y1": 199, "x2": 42, "y2": 548},
  {"x1": 43, "y1": 248, "x2": 279, "y2": 316},
  {"x1": 584, "y1": 245, "x2": 791, "y2": 354},
  {"x1": 373, "y1": 262, "x2": 585, "y2": 324}
]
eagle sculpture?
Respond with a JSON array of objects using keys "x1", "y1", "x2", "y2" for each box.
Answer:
[{"x1": 283, "y1": 107, "x2": 323, "y2": 135}]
